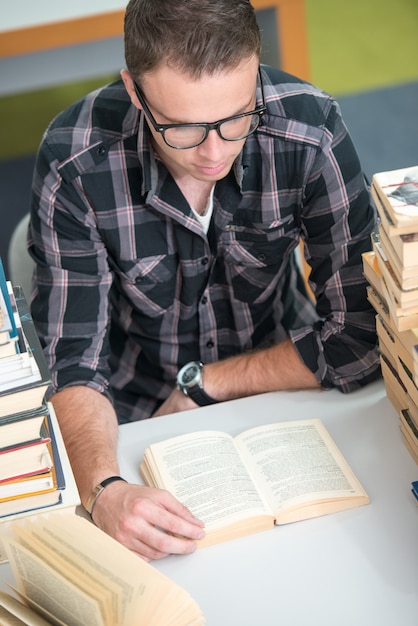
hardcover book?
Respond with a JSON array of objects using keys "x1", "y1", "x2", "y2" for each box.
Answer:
[
  {"x1": 0, "y1": 405, "x2": 49, "y2": 451},
  {"x1": 0, "y1": 404, "x2": 80, "y2": 563},
  {"x1": 373, "y1": 165, "x2": 418, "y2": 223},
  {"x1": 0, "y1": 288, "x2": 50, "y2": 418}
]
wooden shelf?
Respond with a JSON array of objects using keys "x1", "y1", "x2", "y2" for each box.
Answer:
[{"x1": 0, "y1": 0, "x2": 309, "y2": 79}]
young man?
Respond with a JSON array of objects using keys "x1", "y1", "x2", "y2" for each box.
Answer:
[{"x1": 29, "y1": 0, "x2": 380, "y2": 560}]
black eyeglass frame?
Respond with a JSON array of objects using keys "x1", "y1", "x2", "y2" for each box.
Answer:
[{"x1": 133, "y1": 68, "x2": 267, "y2": 149}]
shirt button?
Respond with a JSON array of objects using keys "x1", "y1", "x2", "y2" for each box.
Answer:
[
  {"x1": 206, "y1": 340, "x2": 214, "y2": 348},
  {"x1": 257, "y1": 252, "x2": 266, "y2": 262},
  {"x1": 201, "y1": 257, "x2": 209, "y2": 265},
  {"x1": 96, "y1": 145, "x2": 107, "y2": 156},
  {"x1": 201, "y1": 296, "x2": 208, "y2": 305}
]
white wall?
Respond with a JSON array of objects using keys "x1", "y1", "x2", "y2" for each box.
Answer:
[{"x1": 1, "y1": 0, "x2": 128, "y2": 30}]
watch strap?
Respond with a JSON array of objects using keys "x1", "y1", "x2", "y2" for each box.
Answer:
[
  {"x1": 185, "y1": 385, "x2": 218, "y2": 407},
  {"x1": 85, "y1": 475, "x2": 127, "y2": 517}
]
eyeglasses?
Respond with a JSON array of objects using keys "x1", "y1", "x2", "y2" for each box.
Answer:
[{"x1": 133, "y1": 69, "x2": 267, "y2": 150}]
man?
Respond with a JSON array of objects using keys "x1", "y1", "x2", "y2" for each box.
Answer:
[{"x1": 29, "y1": 0, "x2": 380, "y2": 561}]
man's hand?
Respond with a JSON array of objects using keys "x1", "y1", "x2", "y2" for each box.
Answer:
[
  {"x1": 155, "y1": 339, "x2": 320, "y2": 420},
  {"x1": 91, "y1": 479, "x2": 205, "y2": 561},
  {"x1": 152, "y1": 388, "x2": 198, "y2": 418},
  {"x1": 51, "y1": 386, "x2": 204, "y2": 561}
]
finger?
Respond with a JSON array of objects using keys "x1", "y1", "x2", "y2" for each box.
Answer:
[
  {"x1": 154, "y1": 489, "x2": 205, "y2": 528},
  {"x1": 120, "y1": 520, "x2": 199, "y2": 560},
  {"x1": 133, "y1": 495, "x2": 206, "y2": 541}
]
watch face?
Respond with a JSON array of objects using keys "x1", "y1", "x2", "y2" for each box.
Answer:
[{"x1": 182, "y1": 363, "x2": 200, "y2": 385}]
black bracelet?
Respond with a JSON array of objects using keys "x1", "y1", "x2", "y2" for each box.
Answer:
[{"x1": 86, "y1": 475, "x2": 127, "y2": 517}]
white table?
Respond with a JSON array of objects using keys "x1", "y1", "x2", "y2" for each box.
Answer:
[
  {"x1": 1, "y1": 379, "x2": 417, "y2": 625},
  {"x1": 118, "y1": 380, "x2": 418, "y2": 626}
]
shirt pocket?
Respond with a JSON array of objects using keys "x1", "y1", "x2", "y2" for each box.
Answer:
[
  {"x1": 220, "y1": 222, "x2": 296, "y2": 304},
  {"x1": 115, "y1": 254, "x2": 177, "y2": 316}
]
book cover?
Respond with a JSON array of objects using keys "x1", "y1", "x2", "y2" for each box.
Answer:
[
  {"x1": 400, "y1": 409, "x2": 418, "y2": 462},
  {"x1": 0, "y1": 407, "x2": 65, "y2": 515},
  {"x1": 372, "y1": 236, "x2": 418, "y2": 307},
  {"x1": 0, "y1": 437, "x2": 52, "y2": 483},
  {"x1": 0, "y1": 288, "x2": 51, "y2": 418},
  {"x1": 372, "y1": 185, "x2": 418, "y2": 237},
  {"x1": 0, "y1": 485, "x2": 61, "y2": 517},
  {"x1": 0, "y1": 351, "x2": 42, "y2": 393},
  {"x1": 378, "y1": 226, "x2": 418, "y2": 290},
  {"x1": 0, "y1": 260, "x2": 17, "y2": 339},
  {"x1": 0, "y1": 336, "x2": 18, "y2": 358},
  {"x1": 363, "y1": 255, "x2": 418, "y2": 333},
  {"x1": 373, "y1": 165, "x2": 418, "y2": 220},
  {"x1": 0, "y1": 405, "x2": 48, "y2": 450},
  {"x1": 378, "y1": 222, "x2": 418, "y2": 268},
  {"x1": 0, "y1": 404, "x2": 80, "y2": 563},
  {"x1": 0, "y1": 471, "x2": 57, "y2": 502}
]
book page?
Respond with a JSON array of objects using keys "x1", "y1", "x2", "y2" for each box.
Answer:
[
  {"x1": 0, "y1": 589, "x2": 52, "y2": 626},
  {"x1": 142, "y1": 431, "x2": 273, "y2": 528},
  {"x1": 3, "y1": 538, "x2": 105, "y2": 626},
  {"x1": 0, "y1": 585, "x2": 68, "y2": 626},
  {"x1": 235, "y1": 419, "x2": 368, "y2": 522},
  {"x1": 11, "y1": 523, "x2": 112, "y2": 624},
  {"x1": 24, "y1": 514, "x2": 204, "y2": 626},
  {"x1": 17, "y1": 518, "x2": 127, "y2": 625}
]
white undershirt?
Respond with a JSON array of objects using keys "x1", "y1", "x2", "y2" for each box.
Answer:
[{"x1": 190, "y1": 186, "x2": 215, "y2": 234}]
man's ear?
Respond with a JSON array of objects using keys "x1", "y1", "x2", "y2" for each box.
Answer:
[{"x1": 120, "y1": 69, "x2": 142, "y2": 110}]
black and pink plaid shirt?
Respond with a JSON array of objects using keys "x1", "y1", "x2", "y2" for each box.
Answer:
[{"x1": 29, "y1": 66, "x2": 380, "y2": 421}]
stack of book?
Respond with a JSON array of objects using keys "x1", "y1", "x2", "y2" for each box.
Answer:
[
  {"x1": 0, "y1": 261, "x2": 205, "y2": 624},
  {"x1": 362, "y1": 165, "x2": 418, "y2": 464},
  {"x1": 0, "y1": 259, "x2": 79, "y2": 536}
]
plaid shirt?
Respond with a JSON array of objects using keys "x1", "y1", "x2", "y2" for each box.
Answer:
[{"x1": 29, "y1": 65, "x2": 380, "y2": 421}]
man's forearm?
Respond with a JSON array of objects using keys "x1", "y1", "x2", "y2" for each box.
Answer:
[
  {"x1": 204, "y1": 338, "x2": 320, "y2": 402},
  {"x1": 50, "y1": 386, "x2": 120, "y2": 512}
]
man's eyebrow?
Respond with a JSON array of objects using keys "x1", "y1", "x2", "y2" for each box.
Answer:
[{"x1": 148, "y1": 95, "x2": 255, "y2": 125}]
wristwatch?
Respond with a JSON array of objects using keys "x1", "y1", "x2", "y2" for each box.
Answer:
[{"x1": 176, "y1": 361, "x2": 218, "y2": 406}]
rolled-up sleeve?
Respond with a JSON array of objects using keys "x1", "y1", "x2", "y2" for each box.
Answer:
[
  {"x1": 290, "y1": 99, "x2": 380, "y2": 392},
  {"x1": 29, "y1": 137, "x2": 114, "y2": 400}
]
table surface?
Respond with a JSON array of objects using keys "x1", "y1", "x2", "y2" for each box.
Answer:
[
  {"x1": 1, "y1": 379, "x2": 417, "y2": 625},
  {"x1": 117, "y1": 379, "x2": 417, "y2": 626}
]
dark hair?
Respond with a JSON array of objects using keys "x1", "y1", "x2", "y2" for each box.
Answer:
[{"x1": 124, "y1": 0, "x2": 261, "y2": 84}]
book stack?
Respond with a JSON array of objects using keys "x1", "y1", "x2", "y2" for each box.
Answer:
[
  {"x1": 0, "y1": 259, "x2": 80, "y2": 539},
  {"x1": 362, "y1": 165, "x2": 418, "y2": 464}
]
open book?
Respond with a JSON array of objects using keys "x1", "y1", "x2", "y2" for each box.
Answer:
[
  {"x1": 1, "y1": 513, "x2": 204, "y2": 626},
  {"x1": 140, "y1": 419, "x2": 369, "y2": 547}
]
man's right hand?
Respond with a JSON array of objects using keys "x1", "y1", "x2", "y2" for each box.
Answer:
[
  {"x1": 50, "y1": 386, "x2": 205, "y2": 561},
  {"x1": 91, "y1": 479, "x2": 206, "y2": 561}
]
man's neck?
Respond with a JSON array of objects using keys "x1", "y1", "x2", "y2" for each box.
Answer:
[
  {"x1": 151, "y1": 140, "x2": 215, "y2": 214},
  {"x1": 175, "y1": 175, "x2": 214, "y2": 215}
]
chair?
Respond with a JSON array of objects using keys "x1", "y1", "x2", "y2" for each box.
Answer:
[{"x1": 7, "y1": 213, "x2": 34, "y2": 301}]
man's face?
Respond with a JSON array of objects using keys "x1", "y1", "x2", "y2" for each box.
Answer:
[{"x1": 124, "y1": 56, "x2": 260, "y2": 183}]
